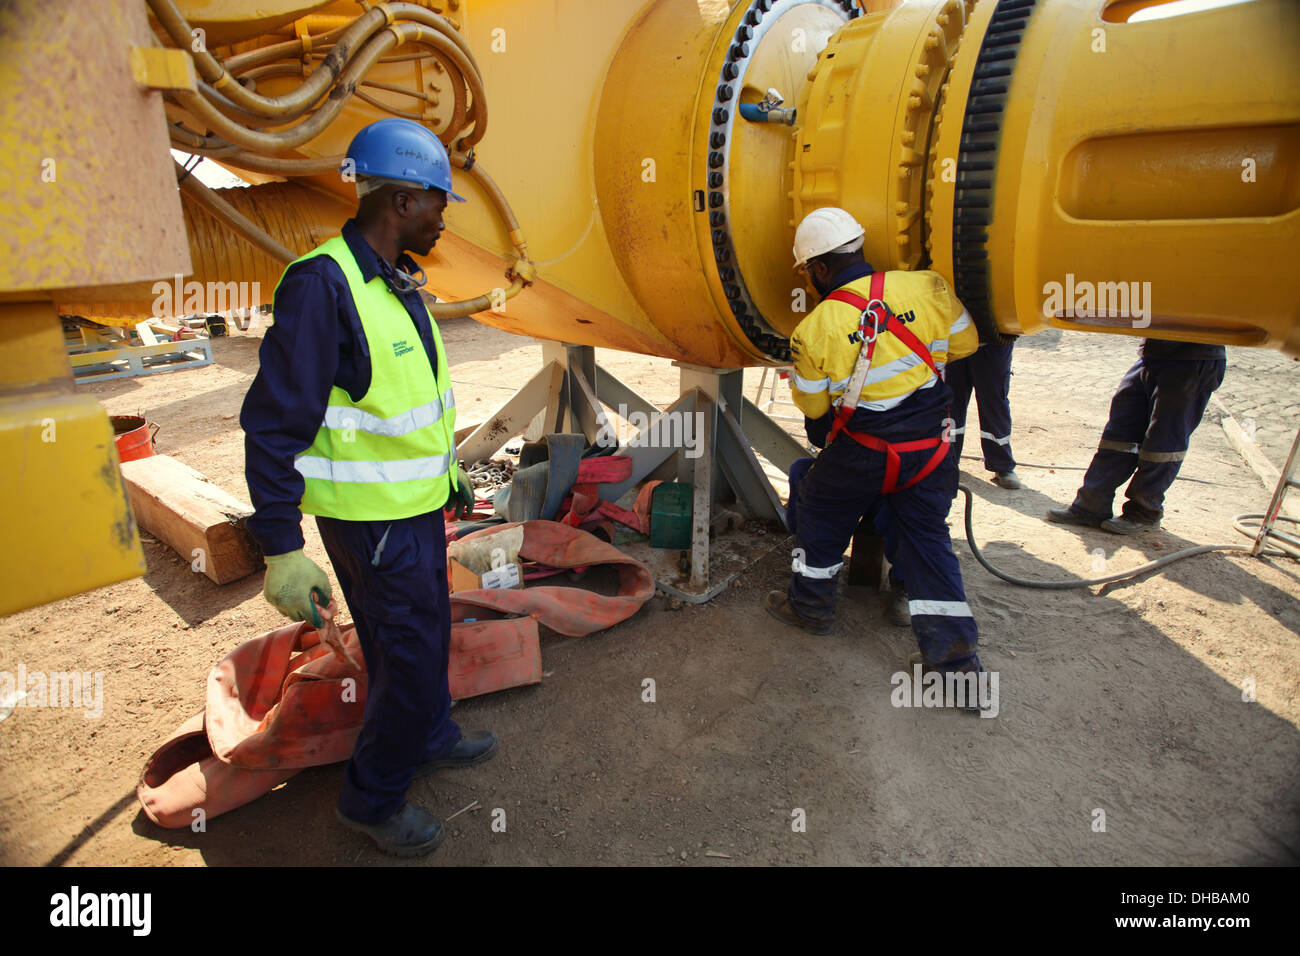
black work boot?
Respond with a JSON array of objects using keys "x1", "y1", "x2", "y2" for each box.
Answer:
[
  {"x1": 1046, "y1": 507, "x2": 1103, "y2": 528},
  {"x1": 1101, "y1": 515, "x2": 1160, "y2": 535},
  {"x1": 415, "y1": 730, "x2": 499, "y2": 778},
  {"x1": 764, "y1": 590, "x2": 832, "y2": 635},
  {"x1": 992, "y1": 470, "x2": 1022, "y2": 490},
  {"x1": 336, "y1": 803, "x2": 444, "y2": 858},
  {"x1": 904, "y1": 652, "x2": 991, "y2": 716}
]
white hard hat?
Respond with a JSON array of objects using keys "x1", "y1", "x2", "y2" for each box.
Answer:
[{"x1": 793, "y1": 207, "x2": 866, "y2": 268}]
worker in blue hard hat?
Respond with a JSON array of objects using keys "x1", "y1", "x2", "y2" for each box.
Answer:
[
  {"x1": 768, "y1": 207, "x2": 988, "y2": 708},
  {"x1": 240, "y1": 117, "x2": 495, "y2": 857}
]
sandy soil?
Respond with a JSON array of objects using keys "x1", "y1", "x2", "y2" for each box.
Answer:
[{"x1": 0, "y1": 320, "x2": 1297, "y2": 866}]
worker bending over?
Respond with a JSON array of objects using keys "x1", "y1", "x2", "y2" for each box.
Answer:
[
  {"x1": 241, "y1": 119, "x2": 495, "y2": 857},
  {"x1": 767, "y1": 207, "x2": 985, "y2": 684},
  {"x1": 1047, "y1": 338, "x2": 1227, "y2": 534}
]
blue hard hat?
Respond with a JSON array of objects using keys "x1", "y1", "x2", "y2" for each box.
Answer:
[{"x1": 344, "y1": 118, "x2": 467, "y2": 202}]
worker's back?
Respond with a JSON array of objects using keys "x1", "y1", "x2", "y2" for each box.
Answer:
[{"x1": 790, "y1": 267, "x2": 978, "y2": 439}]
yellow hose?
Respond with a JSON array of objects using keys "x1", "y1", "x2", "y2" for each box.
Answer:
[
  {"x1": 149, "y1": 0, "x2": 483, "y2": 136},
  {"x1": 174, "y1": 160, "x2": 298, "y2": 264},
  {"x1": 153, "y1": 0, "x2": 523, "y2": 318},
  {"x1": 426, "y1": 151, "x2": 535, "y2": 318},
  {"x1": 425, "y1": 275, "x2": 528, "y2": 320},
  {"x1": 149, "y1": 0, "x2": 387, "y2": 120},
  {"x1": 167, "y1": 25, "x2": 481, "y2": 154}
]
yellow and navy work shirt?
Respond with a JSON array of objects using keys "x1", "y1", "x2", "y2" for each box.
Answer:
[{"x1": 789, "y1": 263, "x2": 978, "y2": 420}]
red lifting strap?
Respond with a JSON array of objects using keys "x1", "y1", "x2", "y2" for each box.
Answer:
[
  {"x1": 821, "y1": 271, "x2": 948, "y2": 494},
  {"x1": 835, "y1": 428, "x2": 950, "y2": 494},
  {"x1": 824, "y1": 271, "x2": 939, "y2": 377}
]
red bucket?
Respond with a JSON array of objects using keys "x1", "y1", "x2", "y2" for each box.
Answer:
[{"x1": 111, "y1": 415, "x2": 159, "y2": 463}]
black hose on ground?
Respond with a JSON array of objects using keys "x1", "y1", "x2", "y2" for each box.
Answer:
[{"x1": 956, "y1": 484, "x2": 1294, "y2": 590}]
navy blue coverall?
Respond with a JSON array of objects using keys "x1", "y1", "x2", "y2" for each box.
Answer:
[
  {"x1": 1069, "y1": 339, "x2": 1227, "y2": 525},
  {"x1": 946, "y1": 340, "x2": 1016, "y2": 474},
  {"x1": 788, "y1": 263, "x2": 981, "y2": 675},
  {"x1": 241, "y1": 220, "x2": 460, "y2": 824},
  {"x1": 792, "y1": 388, "x2": 981, "y2": 674}
]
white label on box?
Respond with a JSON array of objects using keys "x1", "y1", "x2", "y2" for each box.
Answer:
[{"x1": 480, "y1": 563, "x2": 521, "y2": 590}]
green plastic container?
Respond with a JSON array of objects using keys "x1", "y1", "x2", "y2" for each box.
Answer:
[{"x1": 649, "y1": 482, "x2": 693, "y2": 549}]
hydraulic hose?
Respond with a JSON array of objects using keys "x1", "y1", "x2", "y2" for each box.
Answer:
[
  {"x1": 153, "y1": 1, "x2": 526, "y2": 317},
  {"x1": 174, "y1": 159, "x2": 297, "y2": 265},
  {"x1": 956, "y1": 485, "x2": 1293, "y2": 590},
  {"x1": 154, "y1": 2, "x2": 484, "y2": 158},
  {"x1": 149, "y1": 1, "x2": 480, "y2": 127},
  {"x1": 148, "y1": 0, "x2": 390, "y2": 120},
  {"x1": 424, "y1": 150, "x2": 534, "y2": 318},
  {"x1": 166, "y1": 23, "x2": 480, "y2": 154},
  {"x1": 426, "y1": 275, "x2": 528, "y2": 320},
  {"x1": 221, "y1": 22, "x2": 354, "y2": 76},
  {"x1": 180, "y1": 146, "x2": 341, "y2": 175}
]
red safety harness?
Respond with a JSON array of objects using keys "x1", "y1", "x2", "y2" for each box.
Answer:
[{"x1": 822, "y1": 271, "x2": 949, "y2": 494}]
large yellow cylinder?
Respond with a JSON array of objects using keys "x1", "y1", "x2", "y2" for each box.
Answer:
[
  {"x1": 55, "y1": 0, "x2": 1300, "y2": 360},
  {"x1": 803, "y1": 0, "x2": 1300, "y2": 353}
]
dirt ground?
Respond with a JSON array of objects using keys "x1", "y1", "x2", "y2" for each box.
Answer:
[{"x1": 1, "y1": 319, "x2": 1297, "y2": 866}]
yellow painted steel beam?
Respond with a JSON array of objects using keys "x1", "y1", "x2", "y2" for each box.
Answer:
[
  {"x1": 0, "y1": 304, "x2": 146, "y2": 618},
  {"x1": 0, "y1": 0, "x2": 191, "y2": 617}
]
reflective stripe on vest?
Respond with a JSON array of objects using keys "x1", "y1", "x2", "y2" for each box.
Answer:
[
  {"x1": 320, "y1": 387, "x2": 456, "y2": 437},
  {"x1": 295, "y1": 453, "x2": 453, "y2": 484},
  {"x1": 283, "y1": 235, "x2": 459, "y2": 521}
]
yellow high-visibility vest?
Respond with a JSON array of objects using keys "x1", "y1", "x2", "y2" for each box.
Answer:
[{"x1": 285, "y1": 235, "x2": 459, "y2": 521}]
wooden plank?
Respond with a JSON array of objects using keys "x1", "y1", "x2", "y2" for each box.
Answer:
[
  {"x1": 119, "y1": 455, "x2": 263, "y2": 585},
  {"x1": 1215, "y1": 396, "x2": 1299, "y2": 519}
]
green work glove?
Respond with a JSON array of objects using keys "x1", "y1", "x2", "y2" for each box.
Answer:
[
  {"x1": 451, "y1": 464, "x2": 475, "y2": 519},
  {"x1": 263, "y1": 549, "x2": 332, "y2": 627}
]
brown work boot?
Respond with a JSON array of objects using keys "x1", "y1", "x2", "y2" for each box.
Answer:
[{"x1": 764, "y1": 591, "x2": 832, "y2": 635}]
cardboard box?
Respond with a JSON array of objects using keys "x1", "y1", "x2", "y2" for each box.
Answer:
[{"x1": 449, "y1": 558, "x2": 523, "y2": 593}]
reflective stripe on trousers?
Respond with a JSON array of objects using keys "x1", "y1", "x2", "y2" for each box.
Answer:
[
  {"x1": 785, "y1": 426, "x2": 980, "y2": 672},
  {"x1": 1073, "y1": 356, "x2": 1225, "y2": 523}
]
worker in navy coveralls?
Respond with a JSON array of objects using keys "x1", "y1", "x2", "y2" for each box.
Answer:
[
  {"x1": 768, "y1": 208, "x2": 985, "y2": 693},
  {"x1": 946, "y1": 335, "x2": 1021, "y2": 490},
  {"x1": 241, "y1": 119, "x2": 496, "y2": 857},
  {"x1": 1047, "y1": 339, "x2": 1227, "y2": 534}
]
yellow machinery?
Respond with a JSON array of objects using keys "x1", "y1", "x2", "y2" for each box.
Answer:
[{"x1": 2, "y1": 0, "x2": 1298, "y2": 614}]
